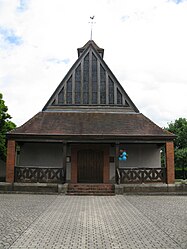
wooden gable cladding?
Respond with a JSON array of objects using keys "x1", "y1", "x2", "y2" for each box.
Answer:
[
  {"x1": 43, "y1": 41, "x2": 139, "y2": 112},
  {"x1": 77, "y1": 40, "x2": 104, "y2": 58}
]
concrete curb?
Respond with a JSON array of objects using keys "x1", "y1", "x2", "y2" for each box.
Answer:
[
  {"x1": 115, "y1": 183, "x2": 187, "y2": 195},
  {"x1": 0, "y1": 182, "x2": 187, "y2": 195}
]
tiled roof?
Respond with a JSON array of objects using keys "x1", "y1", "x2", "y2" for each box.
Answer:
[{"x1": 8, "y1": 112, "x2": 174, "y2": 139}]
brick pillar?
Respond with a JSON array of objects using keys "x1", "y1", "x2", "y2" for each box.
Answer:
[
  {"x1": 6, "y1": 140, "x2": 16, "y2": 183},
  {"x1": 166, "y1": 141, "x2": 175, "y2": 184}
]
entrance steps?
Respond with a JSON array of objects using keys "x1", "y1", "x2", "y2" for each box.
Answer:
[{"x1": 67, "y1": 183, "x2": 115, "y2": 196}]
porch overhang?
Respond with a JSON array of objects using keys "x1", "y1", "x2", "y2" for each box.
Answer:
[
  {"x1": 7, "y1": 112, "x2": 175, "y2": 142},
  {"x1": 6, "y1": 133, "x2": 175, "y2": 143}
]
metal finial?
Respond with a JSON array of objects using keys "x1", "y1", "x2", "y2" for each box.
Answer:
[{"x1": 89, "y1": 16, "x2": 96, "y2": 40}]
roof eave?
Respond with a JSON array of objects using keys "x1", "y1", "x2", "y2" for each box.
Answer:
[{"x1": 7, "y1": 133, "x2": 175, "y2": 142}]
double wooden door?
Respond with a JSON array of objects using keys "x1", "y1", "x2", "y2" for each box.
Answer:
[{"x1": 77, "y1": 150, "x2": 103, "y2": 183}]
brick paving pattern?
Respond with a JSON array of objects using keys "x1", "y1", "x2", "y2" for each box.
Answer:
[
  {"x1": 125, "y1": 196, "x2": 187, "y2": 249},
  {"x1": 0, "y1": 195, "x2": 56, "y2": 249},
  {"x1": 0, "y1": 194, "x2": 186, "y2": 249}
]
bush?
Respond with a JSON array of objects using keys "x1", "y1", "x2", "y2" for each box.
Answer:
[{"x1": 175, "y1": 168, "x2": 187, "y2": 179}]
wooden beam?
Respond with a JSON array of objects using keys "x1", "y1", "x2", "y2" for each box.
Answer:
[
  {"x1": 115, "y1": 142, "x2": 120, "y2": 170},
  {"x1": 62, "y1": 142, "x2": 67, "y2": 182}
]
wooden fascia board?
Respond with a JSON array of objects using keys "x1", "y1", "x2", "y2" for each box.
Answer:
[{"x1": 7, "y1": 133, "x2": 175, "y2": 143}]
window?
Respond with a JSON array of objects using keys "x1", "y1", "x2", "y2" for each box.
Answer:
[
  {"x1": 75, "y1": 64, "x2": 81, "y2": 104},
  {"x1": 58, "y1": 87, "x2": 64, "y2": 104},
  {"x1": 117, "y1": 89, "x2": 122, "y2": 105},
  {"x1": 66, "y1": 76, "x2": 72, "y2": 104},
  {"x1": 83, "y1": 54, "x2": 89, "y2": 104},
  {"x1": 92, "y1": 53, "x2": 97, "y2": 104},
  {"x1": 100, "y1": 65, "x2": 106, "y2": 104},
  {"x1": 109, "y1": 77, "x2": 114, "y2": 104}
]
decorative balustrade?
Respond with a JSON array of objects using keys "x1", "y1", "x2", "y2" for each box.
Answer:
[
  {"x1": 117, "y1": 167, "x2": 166, "y2": 184},
  {"x1": 15, "y1": 166, "x2": 65, "y2": 183}
]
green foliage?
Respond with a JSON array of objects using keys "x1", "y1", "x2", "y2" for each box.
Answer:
[
  {"x1": 165, "y1": 118, "x2": 187, "y2": 178},
  {"x1": 175, "y1": 148, "x2": 187, "y2": 169},
  {"x1": 0, "y1": 93, "x2": 16, "y2": 161},
  {"x1": 166, "y1": 118, "x2": 187, "y2": 149},
  {"x1": 175, "y1": 168, "x2": 187, "y2": 180}
]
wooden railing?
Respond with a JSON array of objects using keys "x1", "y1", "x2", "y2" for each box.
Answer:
[
  {"x1": 117, "y1": 167, "x2": 166, "y2": 184},
  {"x1": 15, "y1": 166, "x2": 65, "y2": 183}
]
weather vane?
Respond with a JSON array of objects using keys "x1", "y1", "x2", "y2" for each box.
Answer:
[{"x1": 89, "y1": 16, "x2": 96, "y2": 40}]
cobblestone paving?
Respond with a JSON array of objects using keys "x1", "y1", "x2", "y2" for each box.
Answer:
[
  {"x1": 125, "y1": 196, "x2": 187, "y2": 249},
  {"x1": 0, "y1": 194, "x2": 186, "y2": 249}
]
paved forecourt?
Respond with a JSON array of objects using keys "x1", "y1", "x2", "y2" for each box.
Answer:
[{"x1": 0, "y1": 194, "x2": 186, "y2": 249}]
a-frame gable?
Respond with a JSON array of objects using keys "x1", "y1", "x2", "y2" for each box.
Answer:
[
  {"x1": 43, "y1": 40, "x2": 139, "y2": 113},
  {"x1": 43, "y1": 44, "x2": 90, "y2": 110},
  {"x1": 94, "y1": 46, "x2": 139, "y2": 112}
]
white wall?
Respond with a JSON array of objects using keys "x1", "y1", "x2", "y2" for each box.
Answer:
[
  {"x1": 18, "y1": 143, "x2": 63, "y2": 168},
  {"x1": 119, "y1": 144, "x2": 161, "y2": 168}
]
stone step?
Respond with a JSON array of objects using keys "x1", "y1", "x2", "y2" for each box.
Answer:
[
  {"x1": 67, "y1": 192, "x2": 115, "y2": 196},
  {"x1": 67, "y1": 184, "x2": 115, "y2": 196}
]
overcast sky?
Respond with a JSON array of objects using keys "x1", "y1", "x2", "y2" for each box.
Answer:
[{"x1": 0, "y1": 0, "x2": 187, "y2": 128}]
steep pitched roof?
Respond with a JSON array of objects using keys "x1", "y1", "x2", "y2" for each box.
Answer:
[
  {"x1": 8, "y1": 111, "x2": 174, "y2": 140},
  {"x1": 8, "y1": 40, "x2": 175, "y2": 141},
  {"x1": 77, "y1": 40, "x2": 104, "y2": 58},
  {"x1": 43, "y1": 40, "x2": 139, "y2": 112}
]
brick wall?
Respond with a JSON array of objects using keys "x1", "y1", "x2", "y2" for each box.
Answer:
[
  {"x1": 166, "y1": 141, "x2": 175, "y2": 184},
  {"x1": 6, "y1": 140, "x2": 16, "y2": 183}
]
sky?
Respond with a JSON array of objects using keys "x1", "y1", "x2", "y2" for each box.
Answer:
[{"x1": 0, "y1": 0, "x2": 187, "y2": 128}]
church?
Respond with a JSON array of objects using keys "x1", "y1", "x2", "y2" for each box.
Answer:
[{"x1": 6, "y1": 40, "x2": 175, "y2": 192}]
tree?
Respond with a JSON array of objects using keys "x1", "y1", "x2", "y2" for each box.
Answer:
[
  {"x1": 166, "y1": 118, "x2": 187, "y2": 149},
  {"x1": 165, "y1": 118, "x2": 187, "y2": 179},
  {"x1": 0, "y1": 93, "x2": 16, "y2": 161}
]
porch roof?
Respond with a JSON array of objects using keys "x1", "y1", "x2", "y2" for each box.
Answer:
[{"x1": 8, "y1": 111, "x2": 174, "y2": 140}]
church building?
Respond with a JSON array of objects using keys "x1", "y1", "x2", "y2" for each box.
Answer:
[{"x1": 6, "y1": 40, "x2": 175, "y2": 191}]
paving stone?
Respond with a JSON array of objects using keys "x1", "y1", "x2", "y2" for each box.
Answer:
[
  {"x1": 0, "y1": 194, "x2": 56, "y2": 249},
  {"x1": 125, "y1": 195, "x2": 187, "y2": 249},
  {"x1": 0, "y1": 194, "x2": 186, "y2": 249}
]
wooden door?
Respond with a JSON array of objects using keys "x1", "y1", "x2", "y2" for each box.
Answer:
[{"x1": 77, "y1": 150, "x2": 103, "y2": 183}]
